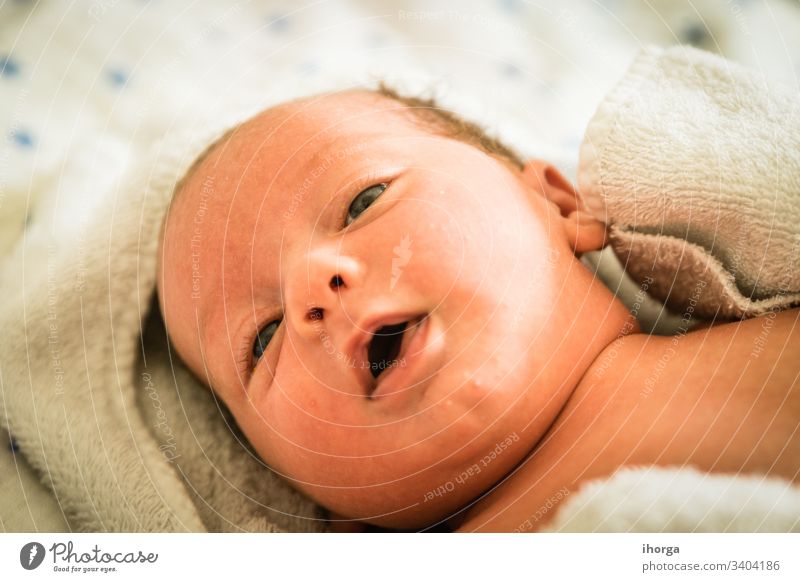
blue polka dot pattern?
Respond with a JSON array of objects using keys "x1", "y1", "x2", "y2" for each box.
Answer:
[
  {"x1": 501, "y1": 63, "x2": 521, "y2": 78},
  {"x1": 106, "y1": 67, "x2": 129, "y2": 88},
  {"x1": 0, "y1": 55, "x2": 20, "y2": 78},
  {"x1": 11, "y1": 129, "x2": 34, "y2": 148},
  {"x1": 680, "y1": 22, "x2": 710, "y2": 47},
  {"x1": 364, "y1": 33, "x2": 386, "y2": 49},
  {"x1": 266, "y1": 14, "x2": 290, "y2": 33},
  {"x1": 497, "y1": 0, "x2": 522, "y2": 13},
  {"x1": 298, "y1": 60, "x2": 319, "y2": 75}
]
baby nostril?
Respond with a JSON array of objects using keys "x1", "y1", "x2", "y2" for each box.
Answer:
[
  {"x1": 329, "y1": 275, "x2": 344, "y2": 290},
  {"x1": 307, "y1": 307, "x2": 324, "y2": 321}
]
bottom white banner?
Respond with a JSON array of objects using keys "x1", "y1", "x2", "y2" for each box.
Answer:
[{"x1": 0, "y1": 533, "x2": 796, "y2": 581}]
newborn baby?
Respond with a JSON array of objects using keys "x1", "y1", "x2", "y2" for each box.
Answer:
[{"x1": 156, "y1": 87, "x2": 799, "y2": 532}]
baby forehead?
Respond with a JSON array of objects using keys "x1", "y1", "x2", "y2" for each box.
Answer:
[
  {"x1": 169, "y1": 91, "x2": 430, "y2": 225},
  {"x1": 233, "y1": 91, "x2": 423, "y2": 151},
  {"x1": 185, "y1": 94, "x2": 425, "y2": 192}
]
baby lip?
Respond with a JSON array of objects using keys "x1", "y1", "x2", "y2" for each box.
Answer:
[{"x1": 344, "y1": 311, "x2": 427, "y2": 395}]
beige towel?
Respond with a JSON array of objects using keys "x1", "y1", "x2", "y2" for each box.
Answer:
[
  {"x1": 578, "y1": 45, "x2": 800, "y2": 320},
  {"x1": 0, "y1": 109, "x2": 327, "y2": 532},
  {"x1": 547, "y1": 467, "x2": 800, "y2": 532},
  {"x1": 0, "y1": 147, "x2": 206, "y2": 531}
]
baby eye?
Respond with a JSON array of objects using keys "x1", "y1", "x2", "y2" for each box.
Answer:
[
  {"x1": 345, "y1": 183, "x2": 386, "y2": 226},
  {"x1": 253, "y1": 319, "x2": 281, "y2": 361}
]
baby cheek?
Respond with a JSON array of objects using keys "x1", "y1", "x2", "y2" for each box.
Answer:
[
  {"x1": 390, "y1": 209, "x2": 486, "y2": 303},
  {"x1": 412, "y1": 200, "x2": 545, "y2": 292},
  {"x1": 265, "y1": 392, "x2": 365, "y2": 457},
  {"x1": 409, "y1": 397, "x2": 486, "y2": 451}
]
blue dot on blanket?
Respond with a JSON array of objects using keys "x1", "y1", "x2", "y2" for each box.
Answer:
[
  {"x1": 0, "y1": 54, "x2": 20, "y2": 78},
  {"x1": 266, "y1": 14, "x2": 290, "y2": 33},
  {"x1": 497, "y1": 0, "x2": 522, "y2": 13},
  {"x1": 106, "y1": 67, "x2": 129, "y2": 88},
  {"x1": 680, "y1": 22, "x2": 711, "y2": 47},
  {"x1": 562, "y1": 135, "x2": 581, "y2": 150},
  {"x1": 298, "y1": 60, "x2": 319, "y2": 75},
  {"x1": 501, "y1": 63, "x2": 521, "y2": 78},
  {"x1": 11, "y1": 129, "x2": 34, "y2": 148},
  {"x1": 364, "y1": 33, "x2": 386, "y2": 49},
  {"x1": 9, "y1": 437, "x2": 19, "y2": 453}
]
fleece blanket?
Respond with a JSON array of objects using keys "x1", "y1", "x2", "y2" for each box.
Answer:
[
  {"x1": 2, "y1": 1, "x2": 800, "y2": 533},
  {"x1": 559, "y1": 45, "x2": 800, "y2": 532},
  {"x1": 578, "y1": 45, "x2": 800, "y2": 320},
  {"x1": 0, "y1": 116, "x2": 334, "y2": 531}
]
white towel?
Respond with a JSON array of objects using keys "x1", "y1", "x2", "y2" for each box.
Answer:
[
  {"x1": 547, "y1": 467, "x2": 800, "y2": 532},
  {"x1": 578, "y1": 45, "x2": 800, "y2": 320},
  {"x1": 0, "y1": 98, "x2": 331, "y2": 532}
]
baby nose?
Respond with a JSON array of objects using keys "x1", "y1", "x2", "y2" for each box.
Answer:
[{"x1": 285, "y1": 245, "x2": 365, "y2": 341}]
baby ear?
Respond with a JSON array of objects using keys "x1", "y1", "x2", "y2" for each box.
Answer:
[{"x1": 521, "y1": 160, "x2": 607, "y2": 254}]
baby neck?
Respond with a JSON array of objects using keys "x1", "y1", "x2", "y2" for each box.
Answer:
[
  {"x1": 447, "y1": 260, "x2": 639, "y2": 531},
  {"x1": 543, "y1": 257, "x2": 641, "y2": 410}
]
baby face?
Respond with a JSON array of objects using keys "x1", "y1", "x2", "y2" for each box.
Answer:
[{"x1": 158, "y1": 91, "x2": 609, "y2": 528}]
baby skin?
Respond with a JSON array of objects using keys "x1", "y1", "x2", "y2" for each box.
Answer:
[{"x1": 157, "y1": 90, "x2": 800, "y2": 532}]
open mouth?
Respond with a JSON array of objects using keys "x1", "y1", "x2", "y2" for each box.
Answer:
[
  {"x1": 357, "y1": 312, "x2": 439, "y2": 402},
  {"x1": 366, "y1": 322, "x2": 408, "y2": 379}
]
